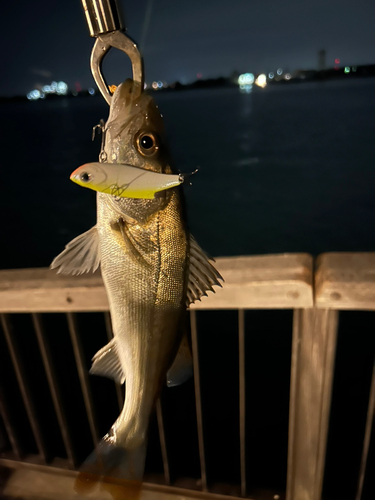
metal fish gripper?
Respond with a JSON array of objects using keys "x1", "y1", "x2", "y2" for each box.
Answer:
[{"x1": 81, "y1": 0, "x2": 144, "y2": 104}]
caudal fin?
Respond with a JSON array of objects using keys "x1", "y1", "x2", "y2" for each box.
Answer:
[{"x1": 75, "y1": 437, "x2": 147, "y2": 494}]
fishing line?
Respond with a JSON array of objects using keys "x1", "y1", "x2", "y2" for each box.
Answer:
[{"x1": 139, "y1": 0, "x2": 154, "y2": 53}]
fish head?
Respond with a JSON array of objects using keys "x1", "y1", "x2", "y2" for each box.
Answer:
[
  {"x1": 70, "y1": 163, "x2": 108, "y2": 188},
  {"x1": 101, "y1": 79, "x2": 178, "y2": 220},
  {"x1": 105, "y1": 79, "x2": 172, "y2": 175}
]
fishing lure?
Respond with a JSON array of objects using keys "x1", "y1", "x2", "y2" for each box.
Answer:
[{"x1": 71, "y1": 162, "x2": 184, "y2": 199}]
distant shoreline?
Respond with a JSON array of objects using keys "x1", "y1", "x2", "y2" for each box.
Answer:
[{"x1": 2, "y1": 63, "x2": 375, "y2": 103}]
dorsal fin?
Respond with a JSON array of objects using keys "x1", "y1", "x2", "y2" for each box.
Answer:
[
  {"x1": 90, "y1": 338, "x2": 125, "y2": 384},
  {"x1": 187, "y1": 235, "x2": 223, "y2": 305},
  {"x1": 50, "y1": 226, "x2": 100, "y2": 275}
]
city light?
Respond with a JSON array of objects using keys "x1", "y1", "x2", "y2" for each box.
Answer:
[
  {"x1": 88, "y1": 87, "x2": 95, "y2": 95},
  {"x1": 344, "y1": 67, "x2": 350, "y2": 74},
  {"x1": 285, "y1": 73, "x2": 292, "y2": 80},
  {"x1": 27, "y1": 81, "x2": 68, "y2": 100},
  {"x1": 150, "y1": 81, "x2": 166, "y2": 90},
  {"x1": 255, "y1": 74, "x2": 267, "y2": 88},
  {"x1": 238, "y1": 73, "x2": 254, "y2": 85},
  {"x1": 268, "y1": 72, "x2": 274, "y2": 79},
  {"x1": 56, "y1": 81, "x2": 68, "y2": 95},
  {"x1": 26, "y1": 89, "x2": 41, "y2": 100},
  {"x1": 277, "y1": 68, "x2": 283, "y2": 75},
  {"x1": 335, "y1": 58, "x2": 340, "y2": 65}
]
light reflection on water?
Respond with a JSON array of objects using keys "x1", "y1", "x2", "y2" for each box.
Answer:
[
  {"x1": 239, "y1": 83, "x2": 252, "y2": 93},
  {"x1": 0, "y1": 78, "x2": 375, "y2": 268}
]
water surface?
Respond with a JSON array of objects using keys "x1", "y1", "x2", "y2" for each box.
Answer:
[{"x1": 1, "y1": 78, "x2": 374, "y2": 268}]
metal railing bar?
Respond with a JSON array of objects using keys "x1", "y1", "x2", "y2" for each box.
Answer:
[
  {"x1": 190, "y1": 310, "x2": 208, "y2": 491},
  {"x1": 0, "y1": 314, "x2": 47, "y2": 462},
  {"x1": 156, "y1": 397, "x2": 171, "y2": 485},
  {"x1": 65, "y1": 312, "x2": 100, "y2": 446},
  {"x1": 0, "y1": 388, "x2": 21, "y2": 459},
  {"x1": 355, "y1": 359, "x2": 375, "y2": 500},
  {"x1": 238, "y1": 309, "x2": 246, "y2": 497},
  {"x1": 31, "y1": 313, "x2": 75, "y2": 468},
  {"x1": 286, "y1": 309, "x2": 301, "y2": 500},
  {"x1": 103, "y1": 311, "x2": 124, "y2": 410}
]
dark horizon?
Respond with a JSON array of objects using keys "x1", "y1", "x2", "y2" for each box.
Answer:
[
  {"x1": 3, "y1": 0, "x2": 375, "y2": 97},
  {"x1": 3, "y1": 61, "x2": 375, "y2": 101}
]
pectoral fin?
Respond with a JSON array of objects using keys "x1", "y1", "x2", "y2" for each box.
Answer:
[
  {"x1": 50, "y1": 226, "x2": 100, "y2": 275},
  {"x1": 187, "y1": 235, "x2": 224, "y2": 305},
  {"x1": 167, "y1": 333, "x2": 193, "y2": 387},
  {"x1": 90, "y1": 338, "x2": 125, "y2": 384}
]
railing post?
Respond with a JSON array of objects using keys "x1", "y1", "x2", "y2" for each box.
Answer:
[{"x1": 287, "y1": 308, "x2": 338, "y2": 500}]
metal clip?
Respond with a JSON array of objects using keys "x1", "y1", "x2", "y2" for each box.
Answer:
[
  {"x1": 81, "y1": 0, "x2": 144, "y2": 105},
  {"x1": 90, "y1": 31, "x2": 144, "y2": 105}
]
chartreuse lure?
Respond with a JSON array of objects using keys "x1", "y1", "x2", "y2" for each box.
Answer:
[{"x1": 70, "y1": 162, "x2": 184, "y2": 199}]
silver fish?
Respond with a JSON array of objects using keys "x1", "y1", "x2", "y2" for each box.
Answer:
[{"x1": 51, "y1": 79, "x2": 222, "y2": 479}]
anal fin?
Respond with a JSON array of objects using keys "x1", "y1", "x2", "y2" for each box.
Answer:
[{"x1": 90, "y1": 338, "x2": 125, "y2": 384}]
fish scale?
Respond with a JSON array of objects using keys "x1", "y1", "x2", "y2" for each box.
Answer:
[{"x1": 97, "y1": 187, "x2": 188, "y2": 450}]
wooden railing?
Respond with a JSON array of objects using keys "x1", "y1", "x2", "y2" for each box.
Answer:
[
  {"x1": 0, "y1": 253, "x2": 313, "y2": 312},
  {"x1": 0, "y1": 253, "x2": 374, "y2": 500}
]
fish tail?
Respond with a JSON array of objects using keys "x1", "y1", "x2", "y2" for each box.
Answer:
[{"x1": 74, "y1": 436, "x2": 147, "y2": 494}]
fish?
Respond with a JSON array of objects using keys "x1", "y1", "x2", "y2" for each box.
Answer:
[
  {"x1": 51, "y1": 79, "x2": 223, "y2": 480},
  {"x1": 70, "y1": 162, "x2": 184, "y2": 199}
]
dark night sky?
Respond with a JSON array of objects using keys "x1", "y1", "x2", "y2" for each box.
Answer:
[{"x1": 2, "y1": 0, "x2": 375, "y2": 96}]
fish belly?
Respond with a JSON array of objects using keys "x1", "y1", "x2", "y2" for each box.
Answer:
[{"x1": 97, "y1": 192, "x2": 187, "y2": 448}]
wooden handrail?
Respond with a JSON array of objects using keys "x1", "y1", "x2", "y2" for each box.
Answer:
[
  {"x1": 0, "y1": 253, "x2": 314, "y2": 312},
  {"x1": 315, "y1": 252, "x2": 375, "y2": 310}
]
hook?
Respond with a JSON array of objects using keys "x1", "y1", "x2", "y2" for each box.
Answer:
[
  {"x1": 92, "y1": 119, "x2": 108, "y2": 162},
  {"x1": 178, "y1": 168, "x2": 199, "y2": 186}
]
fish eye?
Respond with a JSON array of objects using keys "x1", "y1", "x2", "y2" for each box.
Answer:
[
  {"x1": 136, "y1": 132, "x2": 159, "y2": 156},
  {"x1": 140, "y1": 135, "x2": 154, "y2": 149},
  {"x1": 80, "y1": 172, "x2": 92, "y2": 182}
]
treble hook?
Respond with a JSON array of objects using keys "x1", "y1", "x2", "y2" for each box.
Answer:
[
  {"x1": 92, "y1": 119, "x2": 108, "y2": 162},
  {"x1": 81, "y1": 0, "x2": 144, "y2": 105}
]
